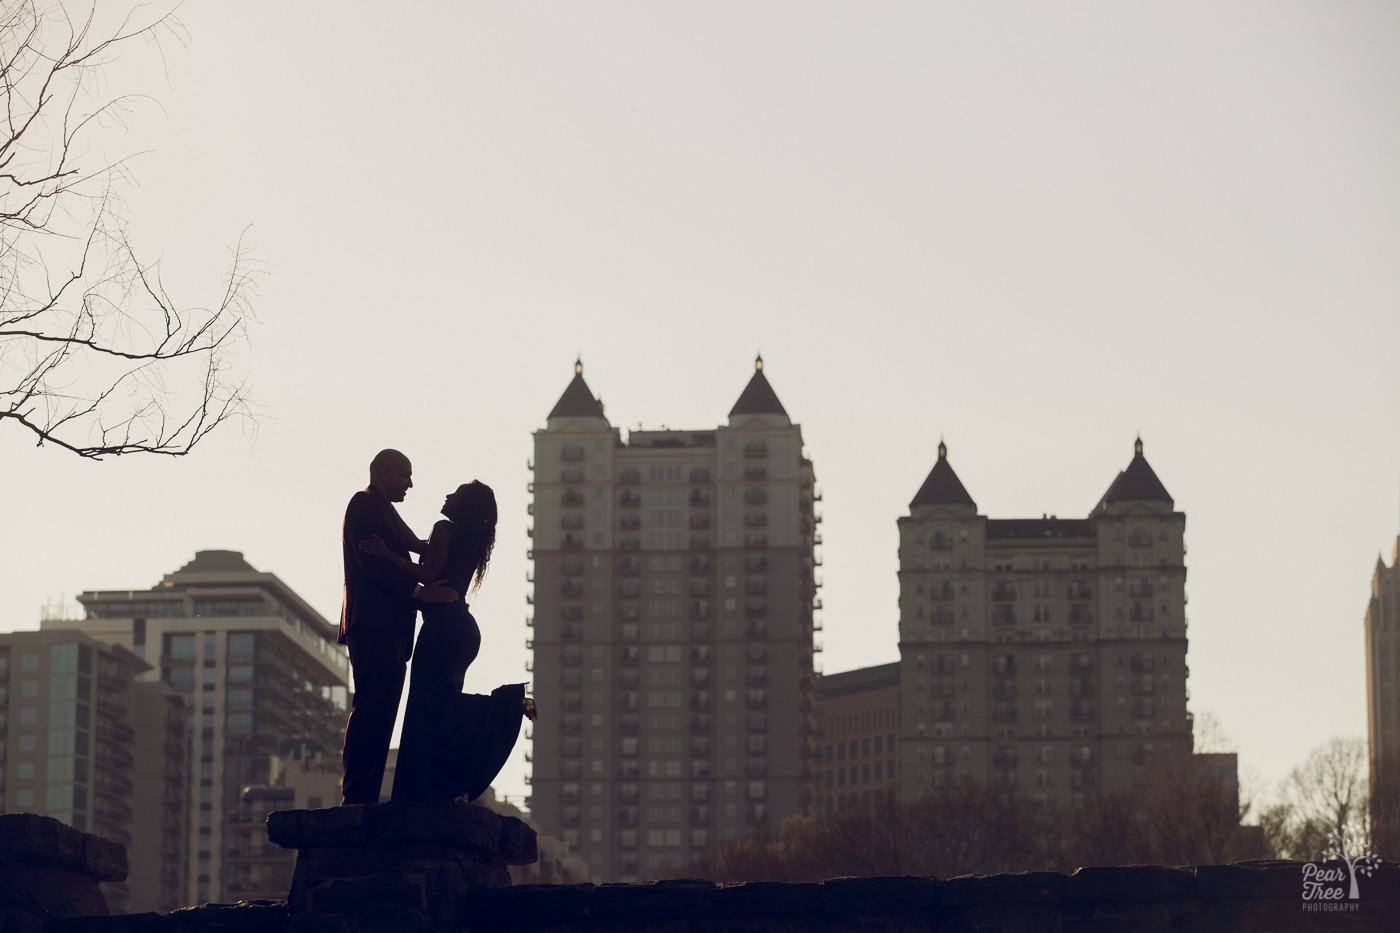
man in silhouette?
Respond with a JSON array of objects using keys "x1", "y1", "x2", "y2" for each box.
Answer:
[{"x1": 339, "y1": 448, "x2": 455, "y2": 805}]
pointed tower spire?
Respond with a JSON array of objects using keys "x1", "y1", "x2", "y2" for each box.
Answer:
[
  {"x1": 910, "y1": 438, "x2": 976, "y2": 509},
  {"x1": 1099, "y1": 435, "x2": 1173, "y2": 507},
  {"x1": 547, "y1": 358, "x2": 607, "y2": 421},
  {"x1": 728, "y1": 353, "x2": 789, "y2": 418}
]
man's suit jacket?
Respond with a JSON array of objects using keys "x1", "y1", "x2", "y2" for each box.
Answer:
[{"x1": 339, "y1": 486, "x2": 418, "y2": 660}]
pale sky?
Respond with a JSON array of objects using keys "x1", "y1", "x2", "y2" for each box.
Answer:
[{"x1": 3, "y1": 1, "x2": 1399, "y2": 811}]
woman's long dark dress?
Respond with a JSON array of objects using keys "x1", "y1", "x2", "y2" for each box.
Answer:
[{"x1": 391, "y1": 520, "x2": 524, "y2": 802}]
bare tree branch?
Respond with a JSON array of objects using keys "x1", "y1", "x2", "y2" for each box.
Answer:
[{"x1": 0, "y1": 0, "x2": 256, "y2": 459}]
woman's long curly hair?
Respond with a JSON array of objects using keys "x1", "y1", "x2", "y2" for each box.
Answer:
[{"x1": 445, "y1": 480, "x2": 497, "y2": 592}]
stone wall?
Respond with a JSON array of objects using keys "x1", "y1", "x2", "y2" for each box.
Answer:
[
  {"x1": 5, "y1": 809, "x2": 1400, "y2": 932},
  {"x1": 464, "y1": 864, "x2": 1400, "y2": 933}
]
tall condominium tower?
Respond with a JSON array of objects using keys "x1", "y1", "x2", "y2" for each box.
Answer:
[
  {"x1": 529, "y1": 358, "x2": 820, "y2": 881},
  {"x1": 71, "y1": 550, "x2": 349, "y2": 905},
  {"x1": 0, "y1": 628, "x2": 187, "y2": 914},
  {"x1": 897, "y1": 439, "x2": 1191, "y2": 804},
  {"x1": 1366, "y1": 530, "x2": 1400, "y2": 833}
]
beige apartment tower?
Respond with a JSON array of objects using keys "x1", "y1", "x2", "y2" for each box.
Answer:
[
  {"x1": 72, "y1": 550, "x2": 349, "y2": 906},
  {"x1": 897, "y1": 439, "x2": 1191, "y2": 803},
  {"x1": 529, "y1": 358, "x2": 820, "y2": 881}
]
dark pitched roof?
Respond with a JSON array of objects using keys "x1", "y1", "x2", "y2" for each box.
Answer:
[
  {"x1": 910, "y1": 441, "x2": 977, "y2": 510},
  {"x1": 1100, "y1": 437, "x2": 1174, "y2": 507},
  {"x1": 728, "y1": 355, "x2": 789, "y2": 417},
  {"x1": 548, "y1": 359, "x2": 606, "y2": 420}
]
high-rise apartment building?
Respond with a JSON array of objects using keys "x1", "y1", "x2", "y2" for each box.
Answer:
[
  {"x1": 71, "y1": 550, "x2": 349, "y2": 905},
  {"x1": 529, "y1": 358, "x2": 820, "y2": 881},
  {"x1": 813, "y1": 662, "x2": 900, "y2": 815},
  {"x1": 1366, "y1": 531, "x2": 1400, "y2": 815},
  {"x1": 897, "y1": 439, "x2": 1190, "y2": 804},
  {"x1": 0, "y1": 628, "x2": 188, "y2": 913}
]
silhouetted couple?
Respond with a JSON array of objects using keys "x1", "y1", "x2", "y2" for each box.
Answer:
[{"x1": 338, "y1": 449, "x2": 534, "y2": 805}]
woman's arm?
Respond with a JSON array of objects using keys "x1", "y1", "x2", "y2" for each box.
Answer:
[
  {"x1": 389, "y1": 508, "x2": 428, "y2": 554},
  {"x1": 359, "y1": 527, "x2": 449, "y2": 583}
]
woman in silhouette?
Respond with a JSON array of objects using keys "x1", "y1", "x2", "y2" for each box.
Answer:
[{"x1": 359, "y1": 480, "x2": 534, "y2": 802}]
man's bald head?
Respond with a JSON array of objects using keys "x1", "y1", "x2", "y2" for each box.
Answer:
[{"x1": 369, "y1": 449, "x2": 413, "y2": 502}]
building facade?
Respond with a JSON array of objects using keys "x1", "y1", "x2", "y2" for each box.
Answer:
[
  {"x1": 897, "y1": 439, "x2": 1191, "y2": 805},
  {"x1": 0, "y1": 628, "x2": 189, "y2": 913},
  {"x1": 813, "y1": 662, "x2": 900, "y2": 815},
  {"x1": 1366, "y1": 531, "x2": 1400, "y2": 836},
  {"x1": 529, "y1": 358, "x2": 820, "y2": 881},
  {"x1": 71, "y1": 550, "x2": 349, "y2": 905}
]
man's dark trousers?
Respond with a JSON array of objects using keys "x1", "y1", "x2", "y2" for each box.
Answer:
[{"x1": 341, "y1": 627, "x2": 407, "y2": 804}]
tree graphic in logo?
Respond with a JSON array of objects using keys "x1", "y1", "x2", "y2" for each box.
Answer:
[{"x1": 1325, "y1": 832, "x2": 1382, "y2": 900}]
